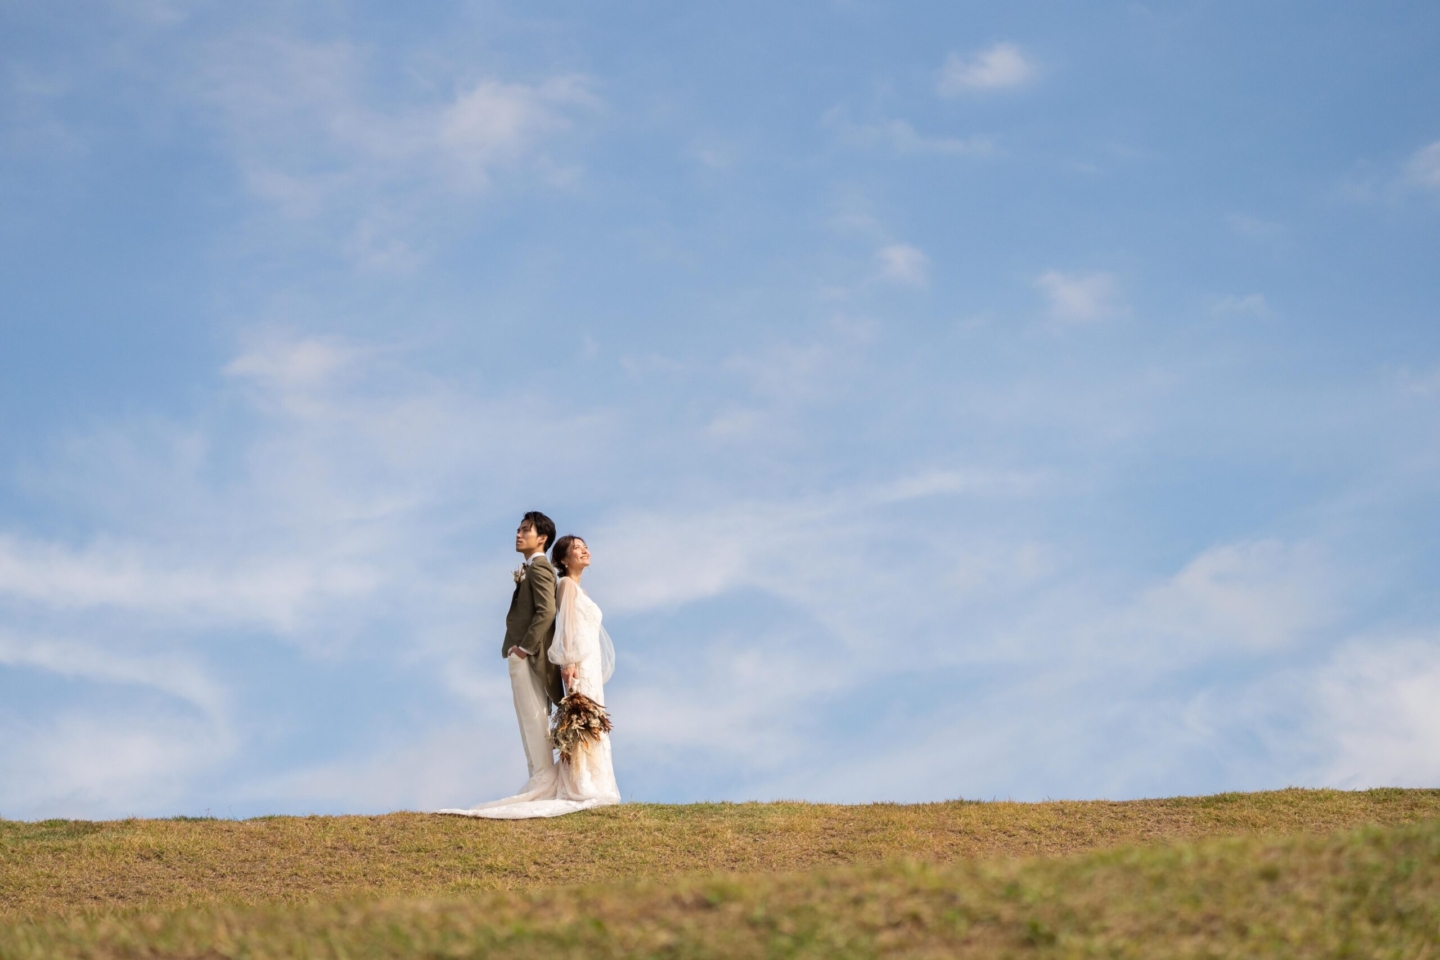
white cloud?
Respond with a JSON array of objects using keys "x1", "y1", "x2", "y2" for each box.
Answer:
[
  {"x1": 0, "y1": 63, "x2": 86, "y2": 160},
  {"x1": 879, "y1": 119, "x2": 991, "y2": 156},
  {"x1": 0, "y1": 329, "x2": 629, "y2": 816},
  {"x1": 225, "y1": 336, "x2": 356, "y2": 389},
  {"x1": 1404, "y1": 140, "x2": 1440, "y2": 191},
  {"x1": 871, "y1": 469, "x2": 1044, "y2": 503},
  {"x1": 239, "y1": 723, "x2": 525, "y2": 814},
  {"x1": 588, "y1": 501, "x2": 799, "y2": 614},
  {"x1": 1210, "y1": 293, "x2": 1273, "y2": 318},
  {"x1": 116, "y1": 0, "x2": 196, "y2": 25},
  {"x1": 0, "y1": 534, "x2": 379, "y2": 631},
  {"x1": 1315, "y1": 639, "x2": 1440, "y2": 788},
  {"x1": 619, "y1": 638, "x2": 839, "y2": 771},
  {"x1": 739, "y1": 535, "x2": 1355, "y2": 802},
  {"x1": 689, "y1": 139, "x2": 738, "y2": 170},
  {"x1": 0, "y1": 713, "x2": 233, "y2": 819},
  {"x1": 4, "y1": 332, "x2": 608, "y2": 645},
  {"x1": 5, "y1": 316, "x2": 1435, "y2": 814},
  {"x1": 705, "y1": 407, "x2": 766, "y2": 438},
  {"x1": 588, "y1": 468, "x2": 1045, "y2": 617},
  {"x1": 937, "y1": 43, "x2": 1036, "y2": 95},
  {"x1": 1226, "y1": 213, "x2": 1285, "y2": 240},
  {"x1": 0, "y1": 635, "x2": 235, "y2": 819},
  {"x1": 1400, "y1": 366, "x2": 1440, "y2": 397},
  {"x1": 438, "y1": 76, "x2": 593, "y2": 186},
  {"x1": 595, "y1": 510, "x2": 1359, "y2": 802},
  {"x1": 721, "y1": 318, "x2": 876, "y2": 406},
  {"x1": 824, "y1": 108, "x2": 991, "y2": 156},
  {"x1": 1117, "y1": 540, "x2": 1338, "y2": 659},
  {"x1": 196, "y1": 34, "x2": 596, "y2": 264},
  {"x1": 945, "y1": 541, "x2": 1056, "y2": 598},
  {"x1": 1337, "y1": 140, "x2": 1440, "y2": 205},
  {"x1": 876, "y1": 243, "x2": 930, "y2": 286},
  {"x1": 0, "y1": 632, "x2": 227, "y2": 716},
  {"x1": 1035, "y1": 270, "x2": 1124, "y2": 323}
]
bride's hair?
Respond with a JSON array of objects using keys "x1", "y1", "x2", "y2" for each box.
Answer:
[{"x1": 551, "y1": 535, "x2": 585, "y2": 577}]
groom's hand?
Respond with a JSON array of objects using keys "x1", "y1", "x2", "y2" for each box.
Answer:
[{"x1": 510, "y1": 648, "x2": 528, "y2": 660}]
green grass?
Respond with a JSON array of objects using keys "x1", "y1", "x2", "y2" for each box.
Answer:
[{"x1": 2, "y1": 789, "x2": 1437, "y2": 958}]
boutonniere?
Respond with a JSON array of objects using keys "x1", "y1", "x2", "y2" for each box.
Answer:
[{"x1": 513, "y1": 564, "x2": 527, "y2": 584}]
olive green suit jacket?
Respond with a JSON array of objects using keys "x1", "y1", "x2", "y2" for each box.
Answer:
[{"x1": 502, "y1": 554, "x2": 564, "y2": 707}]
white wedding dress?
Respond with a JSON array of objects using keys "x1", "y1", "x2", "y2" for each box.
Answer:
[{"x1": 439, "y1": 577, "x2": 620, "y2": 819}]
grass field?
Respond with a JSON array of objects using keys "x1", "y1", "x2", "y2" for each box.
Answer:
[{"x1": 2, "y1": 788, "x2": 1437, "y2": 957}]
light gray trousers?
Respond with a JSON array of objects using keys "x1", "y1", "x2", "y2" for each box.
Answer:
[{"x1": 508, "y1": 652, "x2": 555, "y2": 779}]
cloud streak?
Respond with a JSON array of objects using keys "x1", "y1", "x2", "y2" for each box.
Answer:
[
  {"x1": 1404, "y1": 140, "x2": 1440, "y2": 191},
  {"x1": 196, "y1": 33, "x2": 596, "y2": 265},
  {"x1": 937, "y1": 43, "x2": 1036, "y2": 95},
  {"x1": 4, "y1": 5, "x2": 1439, "y2": 819},
  {"x1": 875, "y1": 243, "x2": 930, "y2": 286},
  {"x1": 2, "y1": 319, "x2": 1437, "y2": 815},
  {"x1": 1035, "y1": 270, "x2": 1124, "y2": 323},
  {"x1": 824, "y1": 109, "x2": 992, "y2": 156},
  {"x1": 1210, "y1": 293, "x2": 1273, "y2": 318}
]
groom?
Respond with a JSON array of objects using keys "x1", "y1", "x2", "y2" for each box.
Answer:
[{"x1": 502, "y1": 511, "x2": 565, "y2": 779}]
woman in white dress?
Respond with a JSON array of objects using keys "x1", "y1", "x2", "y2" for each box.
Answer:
[{"x1": 439, "y1": 535, "x2": 620, "y2": 819}]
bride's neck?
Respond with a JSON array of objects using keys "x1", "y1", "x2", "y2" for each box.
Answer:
[{"x1": 566, "y1": 571, "x2": 583, "y2": 585}]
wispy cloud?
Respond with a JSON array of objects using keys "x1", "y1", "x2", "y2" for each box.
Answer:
[
  {"x1": 1035, "y1": 270, "x2": 1124, "y2": 324},
  {"x1": 7, "y1": 332, "x2": 607, "y2": 646},
  {"x1": 225, "y1": 335, "x2": 359, "y2": 390},
  {"x1": 3, "y1": 319, "x2": 1436, "y2": 813},
  {"x1": 1404, "y1": 140, "x2": 1440, "y2": 191},
  {"x1": 688, "y1": 138, "x2": 739, "y2": 170},
  {"x1": 0, "y1": 326, "x2": 631, "y2": 816},
  {"x1": 4, "y1": 0, "x2": 1440, "y2": 821},
  {"x1": 1210, "y1": 293, "x2": 1273, "y2": 318},
  {"x1": 823, "y1": 108, "x2": 991, "y2": 156},
  {"x1": 936, "y1": 43, "x2": 1036, "y2": 96},
  {"x1": 1399, "y1": 366, "x2": 1440, "y2": 397},
  {"x1": 593, "y1": 489, "x2": 1364, "y2": 802},
  {"x1": 0, "y1": 535, "x2": 376, "y2": 631},
  {"x1": 117, "y1": 0, "x2": 197, "y2": 26},
  {"x1": 0, "y1": 713, "x2": 235, "y2": 819},
  {"x1": 875, "y1": 243, "x2": 930, "y2": 286},
  {"x1": 1315, "y1": 639, "x2": 1440, "y2": 788},
  {"x1": 0, "y1": 62, "x2": 85, "y2": 160},
  {"x1": 0, "y1": 632, "x2": 227, "y2": 716},
  {"x1": 1336, "y1": 139, "x2": 1440, "y2": 205},
  {"x1": 1117, "y1": 540, "x2": 1338, "y2": 659},
  {"x1": 1226, "y1": 213, "x2": 1285, "y2": 240},
  {"x1": 238, "y1": 723, "x2": 526, "y2": 814},
  {"x1": 196, "y1": 34, "x2": 596, "y2": 266},
  {"x1": 0, "y1": 634, "x2": 236, "y2": 818},
  {"x1": 590, "y1": 467, "x2": 1044, "y2": 617}
]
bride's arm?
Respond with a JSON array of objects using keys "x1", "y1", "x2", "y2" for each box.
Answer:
[{"x1": 549, "y1": 577, "x2": 582, "y2": 689}]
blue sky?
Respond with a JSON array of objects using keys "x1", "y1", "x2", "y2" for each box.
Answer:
[{"x1": 1, "y1": 0, "x2": 1438, "y2": 819}]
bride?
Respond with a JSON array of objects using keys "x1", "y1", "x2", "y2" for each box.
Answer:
[{"x1": 439, "y1": 535, "x2": 620, "y2": 819}]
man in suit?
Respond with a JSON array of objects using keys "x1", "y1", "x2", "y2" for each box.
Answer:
[{"x1": 502, "y1": 511, "x2": 565, "y2": 780}]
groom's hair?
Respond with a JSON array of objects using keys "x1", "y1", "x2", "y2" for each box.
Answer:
[{"x1": 520, "y1": 511, "x2": 556, "y2": 551}]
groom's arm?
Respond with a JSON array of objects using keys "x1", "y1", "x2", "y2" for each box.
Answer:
[{"x1": 520, "y1": 561, "x2": 557, "y2": 655}]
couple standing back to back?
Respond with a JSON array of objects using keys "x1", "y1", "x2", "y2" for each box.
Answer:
[{"x1": 439, "y1": 511, "x2": 620, "y2": 819}]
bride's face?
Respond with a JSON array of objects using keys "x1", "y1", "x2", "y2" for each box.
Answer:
[{"x1": 565, "y1": 539, "x2": 591, "y2": 573}]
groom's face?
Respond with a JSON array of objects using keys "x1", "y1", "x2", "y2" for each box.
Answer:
[{"x1": 515, "y1": 522, "x2": 546, "y2": 555}]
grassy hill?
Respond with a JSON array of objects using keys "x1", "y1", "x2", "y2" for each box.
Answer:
[{"x1": 2, "y1": 788, "x2": 1437, "y2": 957}]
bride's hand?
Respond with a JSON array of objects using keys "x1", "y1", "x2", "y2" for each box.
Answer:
[{"x1": 562, "y1": 664, "x2": 578, "y2": 687}]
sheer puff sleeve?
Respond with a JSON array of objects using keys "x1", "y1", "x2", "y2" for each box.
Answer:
[
  {"x1": 549, "y1": 577, "x2": 584, "y2": 667},
  {"x1": 548, "y1": 578, "x2": 615, "y2": 683}
]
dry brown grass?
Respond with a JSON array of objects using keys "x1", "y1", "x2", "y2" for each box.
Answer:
[
  {"x1": 3, "y1": 787, "x2": 1437, "y2": 920},
  {"x1": 3, "y1": 812, "x2": 1437, "y2": 959}
]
